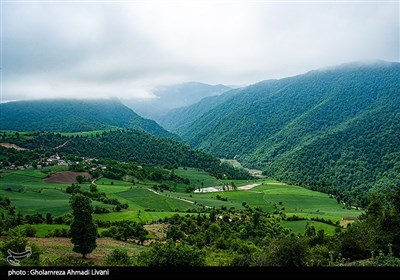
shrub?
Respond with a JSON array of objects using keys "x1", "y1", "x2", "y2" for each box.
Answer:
[{"x1": 105, "y1": 248, "x2": 132, "y2": 266}]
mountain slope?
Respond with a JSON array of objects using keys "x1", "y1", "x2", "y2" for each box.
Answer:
[
  {"x1": 0, "y1": 99, "x2": 177, "y2": 138},
  {"x1": 10, "y1": 130, "x2": 252, "y2": 180},
  {"x1": 122, "y1": 82, "x2": 231, "y2": 121},
  {"x1": 180, "y1": 61, "x2": 400, "y2": 198},
  {"x1": 159, "y1": 89, "x2": 239, "y2": 132}
]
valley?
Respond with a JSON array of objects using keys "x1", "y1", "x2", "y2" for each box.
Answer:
[
  {"x1": 1, "y1": 166, "x2": 358, "y2": 226},
  {"x1": 0, "y1": 62, "x2": 399, "y2": 268}
]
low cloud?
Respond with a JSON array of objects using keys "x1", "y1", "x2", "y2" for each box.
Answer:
[{"x1": 2, "y1": 1, "x2": 399, "y2": 101}]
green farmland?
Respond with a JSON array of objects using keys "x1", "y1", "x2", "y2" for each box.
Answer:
[{"x1": 0, "y1": 168, "x2": 361, "y2": 235}]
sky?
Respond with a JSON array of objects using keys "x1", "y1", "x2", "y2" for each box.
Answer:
[{"x1": 1, "y1": 0, "x2": 399, "y2": 101}]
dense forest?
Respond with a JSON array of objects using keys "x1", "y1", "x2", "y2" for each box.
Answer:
[
  {"x1": 0, "y1": 99, "x2": 177, "y2": 139},
  {"x1": 159, "y1": 88, "x2": 239, "y2": 132},
  {"x1": 177, "y1": 62, "x2": 400, "y2": 206},
  {"x1": 6, "y1": 130, "x2": 252, "y2": 180}
]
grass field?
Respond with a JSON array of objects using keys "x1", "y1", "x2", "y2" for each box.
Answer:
[
  {"x1": 59, "y1": 129, "x2": 119, "y2": 137},
  {"x1": 0, "y1": 130, "x2": 35, "y2": 142},
  {"x1": 0, "y1": 129, "x2": 119, "y2": 140},
  {"x1": 21, "y1": 237, "x2": 146, "y2": 265},
  {"x1": 174, "y1": 167, "x2": 261, "y2": 189},
  {"x1": 32, "y1": 224, "x2": 107, "y2": 237},
  {"x1": 282, "y1": 220, "x2": 337, "y2": 235},
  {"x1": 32, "y1": 224, "x2": 71, "y2": 237},
  {"x1": 1, "y1": 169, "x2": 361, "y2": 227},
  {"x1": 165, "y1": 180, "x2": 361, "y2": 222}
]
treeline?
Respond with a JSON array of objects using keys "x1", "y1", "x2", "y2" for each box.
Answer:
[
  {"x1": 9, "y1": 130, "x2": 252, "y2": 180},
  {"x1": 0, "y1": 146, "x2": 50, "y2": 168},
  {"x1": 75, "y1": 158, "x2": 190, "y2": 185},
  {"x1": 66, "y1": 184, "x2": 128, "y2": 212},
  {"x1": 0, "y1": 99, "x2": 177, "y2": 138}
]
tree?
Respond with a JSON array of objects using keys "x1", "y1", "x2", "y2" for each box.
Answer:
[
  {"x1": 134, "y1": 223, "x2": 148, "y2": 245},
  {"x1": 138, "y1": 241, "x2": 205, "y2": 266},
  {"x1": 1, "y1": 227, "x2": 41, "y2": 265},
  {"x1": 268, "y1": 236, "x2": 310, "y2": 266},
  {"x1": 76, "y1": 175, "x2": 85, "y2": 184},
  {"x1": 46, "y1": 213, "x2": 53, "y2": 224},
  {"x1": 166, "y1": 225, "x2": 185, "y2": 241},
  {"x1": 105, "y1": 248, "x2": 132, "y2": 266},
  {"x1": 70, "y1": 194, "x2": 97, "y2": 258},
  {"x1": 118, "y1": 225, "x2": 135, "y2": 241},
  {"x1": 304, "y1": 223, "x2": 316, "y2": 237},
  {"x1": 90, "y1": 184, "x2": 98, "y2": 192}
]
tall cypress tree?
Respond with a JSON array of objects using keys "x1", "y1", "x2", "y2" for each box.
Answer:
[{"x1": 70, "y1": 194, "x2": 97, "y2": 258}]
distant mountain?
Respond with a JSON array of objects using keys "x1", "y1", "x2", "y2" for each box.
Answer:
[
  {"x1": 0, "y1": 99, "x2": 177, "y2": 139},
  {"x1": 159, "y1": 88, "x2": 239, "y2": 132},
  {"x1": 179, "y1": 61, "x2": 400, "y2": 202},
  {"x1": 121, "y1": 82, "x2": 232, "y2": 121}
]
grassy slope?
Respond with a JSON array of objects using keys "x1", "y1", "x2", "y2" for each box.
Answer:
[
  {"x1": 1, "y1": 169, "x2": 361, "y2": 230},
  {"x1": 21, "y1": 237, "x2": 146, "y2": 265},
  {"x1": 281, "y1": 220, "x2": 336, "y2": 235}
]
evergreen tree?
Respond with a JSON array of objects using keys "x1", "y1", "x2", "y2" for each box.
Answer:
[{"x1": 70, "y1": 194, "x2": 97, "y2": 258}]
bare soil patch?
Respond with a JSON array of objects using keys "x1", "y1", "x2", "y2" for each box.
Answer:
[
  {"x1": 340, "y1": 217, "x2": 358, "y2": 228},
  {"x1": 0, "y1": 142, "x2": 27, "y2": 151},
  {"x1": 195, "y1": 183, "x2": 262, "y2": 193},
  {"x1": 238, "y1": 183, "x2": 262, "y2": 190},
  {"x1": 144, "y1": 223, "x2": 168, "y2": 240},
  {"x1": 43, "y1": 171, "x2": 91, "y2": 184}
]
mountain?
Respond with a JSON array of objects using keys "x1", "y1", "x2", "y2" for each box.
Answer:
[
  {"x1": 121, "y1": 82, "x2": 232, "y2": 121},
  {"x1": 159, "y1": 88, "x2": 239, "y2": 132},
  {"x1": 0, "y1": 98, "x2": 177, "y2": 139},
  {"x1": 179, "y1": 61, "x2": 400, "y2": 201},
  {"x1": 11, "y1": 130, "x2": 252, "y2": 180}
]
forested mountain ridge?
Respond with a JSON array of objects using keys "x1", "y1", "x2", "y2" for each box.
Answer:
[
  {"x1": 0, "y1": 99, "x2": 177, "y2": 139},
  {"x1": 122, "y1": 82, "x2": 231, "y2": 121},
  {"x1": 9, "y1": 129, "x2": 252, "y2": 180},
  {"x1": 179, "y1": 61, "x2": 400, "y2": 204},
  {"x1": 159, "y1": 88, "x2": 240, "y2": 132}
]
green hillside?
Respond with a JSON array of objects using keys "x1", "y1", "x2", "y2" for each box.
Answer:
[
  {"x1": 179, "y1": 61, "x2": 400, "y2": 205},
  {"x1": 0, "y1": 98, "x2": 177, "y2": 139},
  {"x1": 5, "y1": 130, "x2": 252, "y2": 180},
  {"x1": 159, "y1": 89, "x2": 239, "y2": 132},
  {"x1": 0, "y1": 168, "x2": 360, "y2": 225}
]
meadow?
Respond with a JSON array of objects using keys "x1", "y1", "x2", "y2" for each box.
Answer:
[{"x1": 0, "y1": 167, "x2": 362, "y2": 236}]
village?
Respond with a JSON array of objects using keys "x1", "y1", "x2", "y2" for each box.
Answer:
[{"x1": 1, "y1": 151, "x2": 107, "y2": 173}]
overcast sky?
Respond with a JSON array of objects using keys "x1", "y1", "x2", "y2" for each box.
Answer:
[{"x1": 1, "y1": 1, "x2": 399, "y2": 101}]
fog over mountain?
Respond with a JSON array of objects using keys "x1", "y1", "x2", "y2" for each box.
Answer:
[{"x1": 2, "y1": 2, "x2": 398, "y2": 102}]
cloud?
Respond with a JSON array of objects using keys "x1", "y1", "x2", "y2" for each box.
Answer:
[{"x1": 2, "y1": 1, "x2": 399, "y2": 101}]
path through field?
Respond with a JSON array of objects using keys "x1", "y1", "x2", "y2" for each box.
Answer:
[
  {"x1": 147, "y1": 188, "x2": 198, "y2": 205},
  {"x1": 54, "y1": 140, "x2": 70, "y2": 150},
  {"x1": 0, "y1": 142, "x2": 27, "y2": 150}
]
